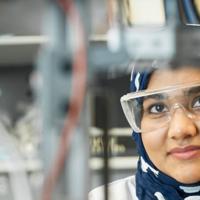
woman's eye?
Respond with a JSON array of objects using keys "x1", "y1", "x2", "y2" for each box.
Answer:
[
  {"x1": 192, "y1": 96, "x2": 200, "y2": 108},
  {"x1": 149, "y1": 103, "x2": 168, "y2": 114}
]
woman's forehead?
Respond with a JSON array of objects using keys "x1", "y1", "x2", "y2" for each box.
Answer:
[{"x1": 147, "y1": 67, "x2": 200, "y2": 90}]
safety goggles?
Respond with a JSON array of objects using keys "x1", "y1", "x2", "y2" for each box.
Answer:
[{"x1": 120, "y1": 82, "x2": 200, "y2": 133}]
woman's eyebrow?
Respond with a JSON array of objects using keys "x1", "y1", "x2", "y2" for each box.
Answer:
[
  {"x1": 186, "y1": 86, "x2": 200, "y2": 95},
  {"x1": 142, "y1": 86, "x2": 200, "y2": 102},
  {"x1": 143, "y1": 93, "x2": 168, "y2": 101}
]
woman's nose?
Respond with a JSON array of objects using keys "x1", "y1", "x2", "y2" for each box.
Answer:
[{"x1": 168, "y1": 108, "x2": 198, "y2": 140}]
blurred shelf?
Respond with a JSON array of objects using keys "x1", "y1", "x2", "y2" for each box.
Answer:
[
  {"x1": 0, "y1": 35, "x2": 49, "y2": 46},
  {"x1": 109, "y1": 128, "x2": 132, "y2": 136},
  {"x1": 0, "y1": 35, "x2": 49, "y2": 66},
  {"x1": 90, "y1": 127, "x2": 132, "y2": 136}
]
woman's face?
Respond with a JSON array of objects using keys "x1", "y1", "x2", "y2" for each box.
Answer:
[{"x1": 141, "y1": 67, "x2": 200, "y2": 184}]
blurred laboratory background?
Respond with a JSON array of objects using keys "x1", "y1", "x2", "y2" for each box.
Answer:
[{"x1": 0, "y1": 0, "x2": 200, "y2": 200}]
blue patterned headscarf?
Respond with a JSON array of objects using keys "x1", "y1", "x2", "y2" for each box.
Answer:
[{"x1": 130, "y1": 66, "x2": 200, "y2": 200}]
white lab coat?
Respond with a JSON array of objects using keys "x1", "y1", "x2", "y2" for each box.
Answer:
[{"x1": 89, "y1": 176, "x2": 138, "y2": 200}]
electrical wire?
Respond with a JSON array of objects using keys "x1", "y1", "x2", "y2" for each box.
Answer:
[{"x1": 41, "y1": 0, "x2": 87, "y2": 199}]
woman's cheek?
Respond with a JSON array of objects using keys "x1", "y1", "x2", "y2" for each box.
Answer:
[{"x1": 141, "y1": 129, "x2": 167, "y2": 152}]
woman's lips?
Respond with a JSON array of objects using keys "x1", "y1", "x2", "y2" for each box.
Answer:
[{"x1": 169, "y1": 146, "x2": 200, "y2": 160}]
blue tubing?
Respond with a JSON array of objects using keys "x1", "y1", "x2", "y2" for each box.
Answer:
[{"x1": 182, "y1": 0, "x2": 199, "y2": 24}]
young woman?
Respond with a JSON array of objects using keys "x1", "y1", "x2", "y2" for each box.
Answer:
[{"x1": 89, "y1": 64, "x2": 200, "y2": 200}]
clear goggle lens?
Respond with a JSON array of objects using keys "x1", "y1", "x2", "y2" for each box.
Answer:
[{"x1": 120, "y1": 82, "x2": 200, "y2": 133}]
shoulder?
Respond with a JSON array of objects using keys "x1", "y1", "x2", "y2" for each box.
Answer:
[{"x1": 88, "y1": 176, "x2": 138, "y2": 200}]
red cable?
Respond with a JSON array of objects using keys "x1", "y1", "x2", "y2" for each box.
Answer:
[{"x1": 42, "y1": 0, "x2": 87, "y2": 199}]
